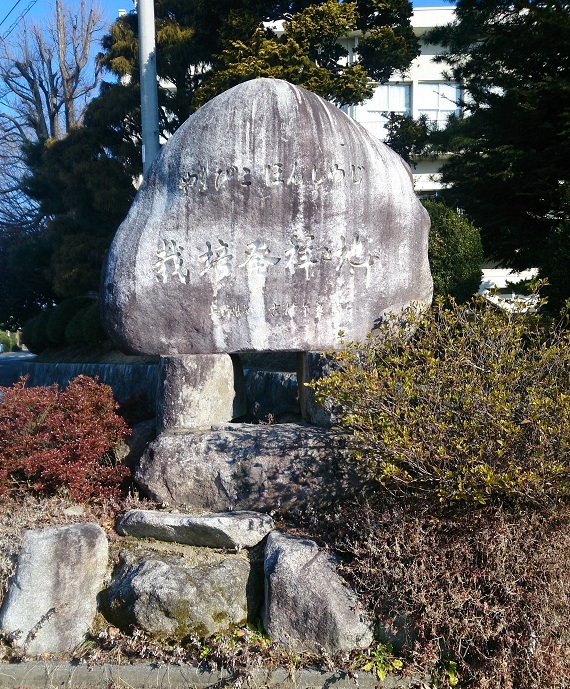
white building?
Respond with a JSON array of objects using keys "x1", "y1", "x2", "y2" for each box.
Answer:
[
  {"x1": 347, "y1": 6, "x2": 534, "y2": 296},
  {"x1": 344, "y1": 6, "x2": 459, "y2": 195}
]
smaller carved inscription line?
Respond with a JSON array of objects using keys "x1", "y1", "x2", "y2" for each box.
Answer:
[
  {"x1": 210, "y1": 300, "x2": 354, "y2": 319},
  {"x1": 213, "y1": 301, "x2": 321, "y2": 319},
  {"x1": 178, "y1": 161, "x2": 366, "y2": 194}
]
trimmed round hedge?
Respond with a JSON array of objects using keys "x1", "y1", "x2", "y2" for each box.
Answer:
[
  {"x1": 64, "y1": 301, "x2": 106, "y2": 346},
  {"x1": 22, "y1": 297, "x2": 106, "y2": 353},
  {"x1": 424, "y1": 200, "x2": 484, "y2": 303},
  {"x1": 46, "y1": 297, "x2": 93, "y2": 346}
]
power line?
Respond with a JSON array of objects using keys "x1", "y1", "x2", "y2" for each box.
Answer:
[
  {"x1": 0, "y1": 0, "x2": 23, "y2": 29},
  {"x1": 0, "y1": 0, "x2": 38, "y2": 42}
]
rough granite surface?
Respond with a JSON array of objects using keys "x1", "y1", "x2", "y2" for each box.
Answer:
[
  {"x1": 0, "y1": 523, "x2": 108, "y2": 654},
  {"x1": 101, "y1": 78, "x2": 432, "y2": 355}
]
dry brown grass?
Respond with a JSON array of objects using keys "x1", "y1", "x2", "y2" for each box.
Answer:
[
  {"x1": 284, "y1": 498, "x2": 570, "y2": 689},
  {"x1": 0, "y1": 494, "x2": 117, "y2": 600},
  {"x1": 4, "y1": 492, "x2": 569, "y2": 688}
]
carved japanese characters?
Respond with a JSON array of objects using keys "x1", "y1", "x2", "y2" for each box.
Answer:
[{"x1": 101, "y1": 78, "x2": 432, "y2": 355}]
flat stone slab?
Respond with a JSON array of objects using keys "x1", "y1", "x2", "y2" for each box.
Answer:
[
  {"x1": 134, "y1": 423, "x2": 355, "y2": 511},
  {"x1": 116, "y1": 509, "x2": 274, "y2": 549},
  {"x1": 0, "y1": 523, "x2": 108, "y2": 655},
  {"x1": 101, "y1": 78, "x2": 432, "y2": 355}
]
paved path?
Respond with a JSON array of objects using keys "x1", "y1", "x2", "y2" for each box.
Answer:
[
  {"x1": 0, "y1": 662, "x2": 425, "y2": 689},
  {"x1": 0, "y1": 352, "x2": 36, "y2": 387}
]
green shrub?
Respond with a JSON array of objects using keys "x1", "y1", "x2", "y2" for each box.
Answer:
[
  {"x1": 81, "y1": 301, "x2": 107, "y2": 344},
  {"x1": 313, "y1": 295, "x2": 570, "y2": 508},
  {"x1": 46, "y1": 297, "x2": 92, "y2": 347},
  {"x1": 64, "y1": 301, "x2": 107, "y2": 346},
  {"x1": 306, "y1": 290, "x2": 570, "y2": 687},
  {"x1": 0, "y1": 375, "x2": 130, "y2": 501},
  {"x1": 424, "y1": 200, "x2": 484, "y2": 303},
  {"x1": 0, "y1": 333, "x2": 14, "y2": 352},
  {"x1": 21, "y1": 315, "x2": 40, "y2": 353},
  {"x1": 22, "y1": 309, "x2": 53, "y2": 354},
  {"x1": 64, "y1": 306, "x2": 89, "y2": 346}
]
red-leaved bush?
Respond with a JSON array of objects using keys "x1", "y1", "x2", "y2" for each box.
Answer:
[{"x1": 0, "y1": 376, "x2": 130, "y2": 501}]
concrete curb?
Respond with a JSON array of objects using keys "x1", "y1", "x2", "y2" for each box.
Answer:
[{"x1": 0, "y1": 662, "x2": 428, "y2": 688}]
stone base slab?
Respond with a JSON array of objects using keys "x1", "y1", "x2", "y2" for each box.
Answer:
[{"x1": 135, "y1": 423, "x2": 355, "y2": 512}]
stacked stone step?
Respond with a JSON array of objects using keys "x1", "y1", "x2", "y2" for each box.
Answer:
[{"x1": 0, "y1": 511, "x2": 372, "y2": 655}]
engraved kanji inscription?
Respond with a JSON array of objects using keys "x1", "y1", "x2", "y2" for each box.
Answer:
[
  {"x1": 152, "y1": 239, "x2": 190, "y2": 284},
  {"x1": 239, "y1": 240, "x2": 281, "y2": 277},
  {"x1": 215, "y1": 166, "x2": 238, "y2": 191},
  {"x1": 179, "y1": 165, "x2": 208, "y2": 193},
  {"x1": 266, "y1": 163, "x2": 285, "y2": 187},
  {"x1": 287, "y1": 161, "x2": 303, "y2": 186},
  {"x1": 336, "y1": 235, "x2": 375, "y2": 273},
  {"x1": 198, "y1": 239, "x2": 234, "y2": 282},
  {"x1": 285, "y1": 232, "x2": 318, "y2": 279},
  {"x1": 351, "y1": 165, "x2": 365, "y2": 184},
  {"x1": 330, "y1": 164, "x2": 345, "y2": 182}
]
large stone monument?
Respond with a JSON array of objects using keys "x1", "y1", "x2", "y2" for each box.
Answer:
[
  {"x1": 101, "y1": 78, "x2": 432, "y2": 510},
  {"x1": 101, "y1": 78, "x2": 431, "y2": 355}
]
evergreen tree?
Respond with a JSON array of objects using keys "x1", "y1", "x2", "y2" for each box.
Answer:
[
  {"x1": 99, "y1": 0, "x2": 420, "y2": 134},
  {"x1": 428, "y1": 0, "x2": 570, "y2": 278},
  {"x1": 22, "y1": 107, "x2": 137, "y2": 299}
]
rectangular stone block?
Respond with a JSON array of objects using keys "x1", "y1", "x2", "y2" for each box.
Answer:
[{"x1": 156, "y1": 354, "x2": 247, "y2": 431}]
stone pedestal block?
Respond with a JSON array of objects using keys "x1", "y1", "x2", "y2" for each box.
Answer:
[
  {"x1": 298, "y1": 352, "x2": 340, "y2": 428},
  {"x1": 157, "y1": 354, "x2": 247, "y2": 432}
]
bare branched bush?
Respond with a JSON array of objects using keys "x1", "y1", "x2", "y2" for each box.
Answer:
[
  {"x1": 314, "y1": 295, "x2": 570, "y2": 508},
  {"x1": 292, "y1": 500, "x2": 570, "y2": 689}
]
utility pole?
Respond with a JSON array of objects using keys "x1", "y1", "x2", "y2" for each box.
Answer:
[{"x1": 138, "y1": 0, "x2": 160, "y2": 174}]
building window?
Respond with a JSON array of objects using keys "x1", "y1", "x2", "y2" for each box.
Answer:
[
  {"x1": 417, "y1": 82, "x2": 461, "y2": 129},
  {"x1": 352, "y1": 83, "x2": 411, "y2": 140}
]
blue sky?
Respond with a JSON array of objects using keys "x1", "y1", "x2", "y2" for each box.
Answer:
[{"x1": 412, "y1": 0, "x2": 454, "y2": 6}]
